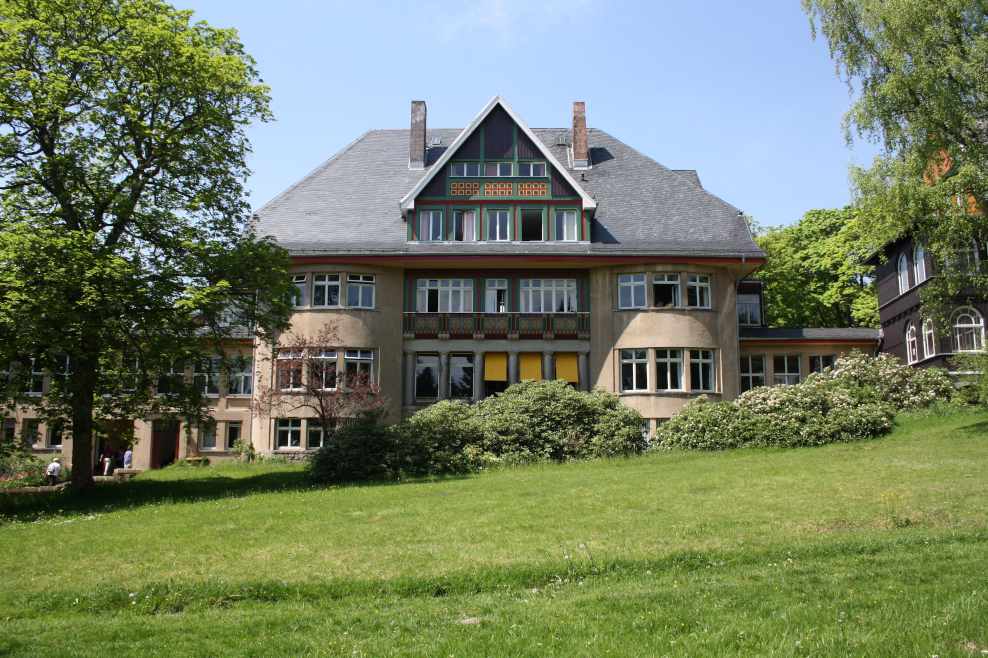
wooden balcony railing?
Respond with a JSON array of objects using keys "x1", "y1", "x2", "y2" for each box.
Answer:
[{"x1": 403, "y1": 312, "x2": 589, "y2": 337}]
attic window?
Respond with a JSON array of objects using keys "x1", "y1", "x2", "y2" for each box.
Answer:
[
  {"x1": 518, "y1": 163, "x2": 546, "y2": 177},
  {"x1": 431, "y1": 137, "x2": 441, "y2": 145},
  {"x1": 451, "y1": 163, "x2": 480, "y2": 177},
  {"x1": 556, "y1": 136, "x2": 567, "y2": 146},
  {"x1": 485, "y1": 162, "x2": 512, "y2": 177}
]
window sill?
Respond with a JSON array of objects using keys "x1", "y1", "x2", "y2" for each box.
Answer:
[
  {"x1": 225, "y1": 394, "x2": 252, "y2": 399},
  {"x1": 619, "y1": 390, "x2": 720, "y2": 398},
  {"x1": 294, "y1": 307, "x2": 380, "y2": 313},
  {"x1": 613, "y1": 307, "x2": 718, "y2": 312}
]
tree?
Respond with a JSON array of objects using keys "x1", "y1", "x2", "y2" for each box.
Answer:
[
  {"x1": 251, "y1": 323, "x2": 392, "y2": 449},
  {"x1": 0, "y1": 0, "x2": 295, "y2": 487},
  {"x1": 750, "y1": 208, "x2": 879, "y2": 328}
]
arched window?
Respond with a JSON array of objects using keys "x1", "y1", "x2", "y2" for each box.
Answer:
[
  {"x1": 914, "y1": 242, "x2": 927, "y2": 284},
  {"x1": 922, "y1": 319, "x2": 936, "y2": 359},
  {"x1": 897, "y1": 253, "x2": 910, "y2": 294},
  {"x1": 905, "y1": 322, "x2": 919, "y2": 364},
  {"x1": 952, "y1": 307, "x2": 985, "y2": 352}
]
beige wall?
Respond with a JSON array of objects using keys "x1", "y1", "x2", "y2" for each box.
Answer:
[{"x1": 739, "y1": 341, "x2": 879, "y2": 385}]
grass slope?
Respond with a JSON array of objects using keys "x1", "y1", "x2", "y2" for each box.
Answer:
[{"x1": 0, "y1": 411, "x2": 986, "y2": 657}]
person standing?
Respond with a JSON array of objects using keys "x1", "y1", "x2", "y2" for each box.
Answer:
[
  {"x1": 123, "y1": 447, "x2": 133, "y2": 470},
  {"x1": 45, "y1": 457, "x2": 61, "y2": 486}
]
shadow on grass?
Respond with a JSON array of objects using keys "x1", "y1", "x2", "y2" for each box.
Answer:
[{"x1": 957, "y1": 420, "x2": 988, "y2": 435}]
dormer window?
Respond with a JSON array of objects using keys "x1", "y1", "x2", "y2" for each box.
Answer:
[
  {"x1": 453, "y1": 211, "x2": 476, "y2": 241},
  {"x1": 419, "y1": 211, "x2": 442, "y2": 242},
  {"x1": 554, "y1": 211, "x2": 577, "y2": 241},
  {"x1": 450, "y1": 163, "x2": 480, "y2": 177},
  {"x1": 484, "y1": 162, "x2": 512, "y2": 177},
  {"x1": 488, "y1": 211, "x2": 510, "y2": 241},
  {"x1": 518, "y1": 163, "x2": 546, "y2": 177},
  {"x1": 737, "y1": 294, "x2": 761, "y2": 325}
]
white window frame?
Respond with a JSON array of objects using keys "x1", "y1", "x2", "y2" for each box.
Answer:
[
  {"x1": 194, "y1": 356, "x2": 220, "y2": 397},
  {"x1": 453, "y1": 211, "x2": 476, "y2": 242},
  {"x1": 311, "y1": 350, "x2": 338, "y2": 391},
  {"x1": 653, "y1": 274, "x2": 680, "y2": 308},
  {"x1": 952, "y1": 307, "x2": 986, "y2": 352},
  {"x1": 905, "y1": 323, "x2": 919, "y2": 364},
  {"x1": 619, "y1": 349, "x2": 649, "y2": 392},
  {"x1": 518, "y1": 162, "x2": 546, "y2": 177},
  {"x1": 914, "y1": 242, "x2": 927, "y2": 284},
  {"x1": 419, "y1": 211, "x2": 443, "y2": 242},
  {"x1": 291, "y1": 274, "x2": 307, "y2": 308},
  {"x1": 277, "y1": 350, "x2": 303, "y2": 391},
  {"x1": 417, "y1": 279, "x2": 474, "y2": 313},
  {"x1": 739, "y1": 355, "x2": 765, "y2": 392},
  {"x1": 24, "y1": 358, "x2": 44, "y2": 395},
  {"x1": 687, "y1": 275, "x2": 711, "y2": 308},
  {"x1": 307, "y1": 420, "x2": 328, "y2": 450},
  {"x1": 690, "y1": 349, "x2": 716, "y2": 392},
  {"x1": 484, "y1": 162, "x2": 512, "y2": 177},
  {"x1": 487, "y1": 210, "x2": 510, "y2": 241},
  {"x1": 737, "y1": 293, "x2": 761, "y2": 326},
  {"x1": 520, "y1": 279, "x2": 577, "y2": 313},
  {"x1": 485, "y1": 279, "x2": 508, "y2": 313},
  {"x1": 554, "y1": 211, "x2": 578, "y2": 241},
  {"x1": 276, "y1": 418, "x2": 302, "y2": 449},
  {"x1": 450, "y1": 162, "x2": 480, "y2": 177},
  {"x1": 897, "y1": 253, "x2": 910, "y2": 294},
  {"x1": 201, "y1": 425, "x2": 217, "y2": 450},
  {"x1": 344, "y1": 349, "x2": 374, "y2": 384},
  {"x1": 346, "y1": 274, "x2": 375, "y2": 309},
  {"x1": 809, "y1": 355, "x2": 836, "y2": 373},
  {"x1": 923, "y1": 318, "x2": 936, "y2": 359},
  {"x1": 312, "y1": 274, "x2": 341, "y2": 307},
  {"x1": 618, "y1": 274, "x2": 647, "y2": 309},
  {"x1": 655, "y1": 349, "x2": 683, "y2": 390},
  {"x1": 773, "y1": 355, "x2": 800, "y2": 386},
  {"x1": 156, "y1": 361, "x2": 184, "y2": 397}
]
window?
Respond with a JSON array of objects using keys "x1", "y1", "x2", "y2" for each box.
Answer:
[
  {"x1": 923, "y1": 319, "x2": 936, "y2": 359},
  {"x1": 653, "y1": 274, "x2": 680, "y2": 308},
  {"x1": 952, "y1": 307, "x2": 985, "y2": 352},
  {"x1": 905, "y1": 323, "x2": 919, "y2": 364},
  {"x1": 121, "y1": 357, "x2": 141, "y2": 393},
  {"x1": 344, "y1": 349, "x2": 373, "y2": 382},
  {"x1": 450, "y1": 162, "x2": 480, "y2": 177},
  {"x1": 520, "y1": 279, "x2": 577, "y2": 313},
  {"x1": 24, "y1": 419, "x2": 40, "y2": 445},
  {"x1": 618, "y1": 274, "x2": 646, "y2": 309},
  {"x1": 773, "y1": 355, "x2": 800, "y2": 386},
  {"x1": 311, "y1": 350, "x2": 338, "y2": 390},
  {"x1": 291, "y1": 274, "x2": 306, "y2": 307},
  {"x1": 487, "y1": 210, "x2": 510, "y2": 241},
  {"x1": 897, "y1": 253, "x2": 910, "y2": 294},
  {"x1": 450, "y1": 354, "x2": 474, "y2": 399},
  {"x1": 307, "y1": 422, "x2": 328, "y2": 450},
  {"x1": 47, "y1": 421, "x2": 63, "y2": 447},
  {"x1": 2, "y1": 419, "x2": 14, "y2": 443},
  {"x1": 518, "y1": 163, "x2": 546, "y2": 177},
  {"x1": 520, "y1": 210, "x2": 543, "y2": 241},
  {"x1": 346, "y1": 274, "x2": 375, "y2": 308},
  {"x1": 687, "y1": 275, "x2": 711, "y2": 308},
  {"x1": 277, "y1": 351, "x2": 303, "y2": 391},
  {"x1": 227, "y1": 422, "x2": 242, "y2": 449},
  {"x1": 484, "y1": 162, "x2": 511, "y2": 176},
  {"x1": 737, "y1": 294, "x2": 761, "y2": 326},
  {"x1": 312, "y1": 274, "x2": 341, "y2": 307},
  {"x1": 194, "y1": 356, "x2": 220, "y2": 397},
  {"x1": 415, "y1": 354, "x2": 439, "y2": 401},
  {"x1": 553, "y1": 211, "x2": 577, "y2": 242},
  {"x1": 23, "y1": 358, "x2": 44, "y2": 395},
  {"x1": 227, "y1": 357, "x2": 253, "y2": 396},
  {"x1": 809, "y1": 355, "x2": 836, "y2": 373},
  {"x1": 690, "y1": 349, "x2": 715, "y2": 392},
  {"x1": 201, "y1": 426, "x2": 216, "y2": 450},
  {"x1": 419, "y1": 211, "x2": 443, "y2": 242},
  {"x1": 655, "y1": 349, "x2": 683, "y2": 390},
  {"x1": 620, "y1": 350, "x2": 649, "y2": 391},
  {"x1": 949, "y1": 241, "x2": 980, "y2": 272},
  {"x1": 453, "y1": 211, "x2": 476, "y2": 242},
  {"x1": 485, "y1": 279, "x2": 508, "y2": 313},
  {"x1": 276, "y1": 418, "x2": 301, "y2": 449},
  {"x1": 417, "y1": 279, "x2": 474, "y2": 313},
  {"x1": 914, "y1": 242, "x2": 927, "y2": 284},
  {"x1": 739, "y1": 355, "x2": 765, "y2": 392},
  {"x1": 156, "y1": 361, "x2": 183, "y2": 396}
]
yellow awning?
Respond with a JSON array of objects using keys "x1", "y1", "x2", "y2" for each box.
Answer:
[
  {"x1": 520, "y1": 352, "x2": 542, "y2": 381},
  {"x1": 555, "y1": 352, "x2": 579, "y2": 383},
  {"x1": 485, "y1": 352, "x2": 507, "y2": 381}
]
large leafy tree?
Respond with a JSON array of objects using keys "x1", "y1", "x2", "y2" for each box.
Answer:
[
  {"x1": 750, "y1": 208, "x2": 879, "y2": 328},
  {"x1": 0, "y1": 0, "x2": 294, "y2": 487}
]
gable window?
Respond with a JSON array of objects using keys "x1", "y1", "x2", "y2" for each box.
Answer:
[
  {"x1": 952, "y1": 307, "x2": 985, "y2": 352},
  {"x1": 417, "y1": 279, "x2": 474, "y2": 313},
  {"x1": 488, "y1": 211, "x2": 510, "y2": 241},
  {"x1": 291, "y1": 275, "x2": 307, "y2": 307},
  {"x1": 914, "y1": 243, "x2": 927, "y2": 284},
  {"x1": 739, "y1": 355, "x2": 765, "y2": 392},
  {"x1": 277, "y1": 351, "x2": 303, "y2": 391},
  {"x1": 554, "y1": 211, "x2": 577, "y2": 241},
  {"x1": 194, "y1": 356, "x2": 220, "y2": 397},
  {"x1": 311, "y1": 350, "x2": 338, "y2": 390},
  {"x1": 690, "y1": 349, "x2": 715, "y2": 392},
  {"x1": 518, "y1": 163, "x2": 546, "y2": 177},
  {"x1": 415, "y1": 354, "x2": 439, "y2": 401},
  {"x1": 520, "y1": 210, "x2": 543, "y2": 241},
  {"x1": 453, "y1": 211, "x2": 476, "y2": 241},
  {"x1": 923, "y1": 319, "x2": 936, "y2": 359},
  {"x1": 520, "y1": 279, "x2": 577, "y2": 313},
  {"x1": 905, "y1": 323, "x2": 919, "y2": 364},
  {"x1": 312, "y1": 274, "x2": 341, "y2": 307},
  {"x1": 276, "y1": 418, "x2": 301, "y2": 449},
  {"x1": 687, "y1": 275, "x2": 711, "y2": 308},
  {"x1": 482, "y1": 279, "x2": 506, "y2": 313},
  {"x1": 227, "y1": 357, "x2": 253, "y2": 396},
  {"x1": 897, "y1": 253, "x2": 910, "y2": 294},
  {"x1": 737, "y1": 294, "x2": 761, "y2": 325},
  {"x1": 618, "y1": 274, "x2": 646, "y2": 309},
  {"x1": 450, "y1": 162, "x2": 480, "y2": 177},
  {"x1": 344, "y1": 349, "x2": 374, "y2": 382},
  {"x1": 346, "y1": 275, "x2": 375, "y2": 308},
  {"x1": 773, "y1": 355, "x2": 800, "y2": 386},
  {"x1": 484, "y1": 162, "x2": 512, "y2": 177},
  {"x1": 655, "y1": 349, "x2": 683, "y2": 390},
  {"x1": 450, "y1": 354, "x2": 474, "y2": 399},
  {"x1": 419, "y1": 211, "x2": 443, "y2": 242},
  {"x1": 620, "y1": 350, "x2": 649, "y2": 392},
  {"x1": 653, "y1": 274, "x2": 680, "y2": 308}
]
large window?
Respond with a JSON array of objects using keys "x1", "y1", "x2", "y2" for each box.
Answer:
[
  {"x1": 453, "y1": 211, "x2": 476, "y2": 242},
  {"x1": 450, "y1": 354, "x2": 474, "y2": 399},
  {"x1": 291, "y1": 274, "x2": 306, "y2": 307},
  {"x1": 344, "y1": 349, "x2": 373, "y2": 382},
  {"x1": 905, "y1": 323, "x2": 919, "y2": 364},
  {"x1": 346, "y1": 274, "x2": 375, "y2": 308},
  {"x1": 914, "y1": 243, "x2": 927, "y2": 284},
  {"x1": 952, "y1": 307, "x2": 985, "y2": 352},
  {"x1": 277, "y1": 351, "x2": 303, "y2": 391},
  {"x1": 653, "y1": 274, "x2": 680, "y2": 308},
  {"x1": 773, "y1": 355, "x2": 800, "y2": 386},
  {"x1": 415, "y1": 354, "x2": 439, "y2": 401},
  {"x1": 312, "y1": 274, "x2": 341, "y2": 307},
  {"x1": 417, "y1": 279, "x2": 474, "y2": 313},
  {"x1": 687, "y1": 275, "x2": 711, "y2": 308},
  {"x1": 737, "y1": 294, "x2": 761, "y2": 326},
  {"x1": 194, "y1": 356, "x2": 220, "y2": 397},
  {"x1": 618, "y1": 274, "x2": 646, "y2": 309},
  {"x1": 488, "y1": 210, "x2": 510, "y2": 241},
  {"x1": 520, "y1": 279, "x2": 577, "y2": 313},
  {"x1": 923, "y1": 319, "x2": 936, "y2": 359},
  {"x1": 518, "y1": 163, "x2": 546, "y2": 177},
  {"x1": 897, "y1": 253, "x2": 910, "y2": 294},
  {"x1": 620, "y1": 350, "x2": 649, "y2": 391},
  {"x1": 690, "y1": 349, "x2": 715, "y2": 392},
  {"x1": 739, "y1": 355, "x2": 765, "y2": 392},
  {"x1": 655, "y1": 349, "x2": 683, "y2": 390},
  {"x1": 450, "y1": 162, "x2": 480, "y2": 177},
  {"x1": 228, "y1": 357, "x2": 253, "y2": 396},
  {"x1": 276, "y1": 419, "x2": 301, "y2": 449},
  {"x1": 554, "y1": 211, "x2": 577, "y2": 241},
  {"x1": 419, "y1": 211, "x2": 443, "y2": 242},
  {"x1": 311, "y1": 350, "x2": 338, "y2": 390},
  {"x1": 484, "y1": 162, "x2": 512, "y2": 176},
  {"x1": 485, "y1": 279, "x2": 508, "y2": 313},
  {"x1": 809, "y1": 355, "x2": 836, "y2": 373}
]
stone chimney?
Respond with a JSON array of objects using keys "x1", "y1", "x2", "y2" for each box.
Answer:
[
  {"x1": 409, "y1": 100, "x2": 427, "y2": 170},
  {"x1": 572, "y1": 102, "x2": 588, "y2": 169}
]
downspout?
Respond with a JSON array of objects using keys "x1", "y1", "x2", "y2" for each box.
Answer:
[{"x1": 734, "y1": 254, "x2": 746, "y2": 399}]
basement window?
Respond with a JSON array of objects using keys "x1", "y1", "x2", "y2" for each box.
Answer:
[{"x1": 520, "y1": 210, "x2": 543, "y2": 241}]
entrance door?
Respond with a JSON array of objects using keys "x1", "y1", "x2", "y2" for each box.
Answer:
[{"x1": 151, "y1": 422, "x2": 179, "y2": 469}]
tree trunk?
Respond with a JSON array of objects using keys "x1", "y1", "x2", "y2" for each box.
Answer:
[{"x1": 69, "y1": 350, "x2": 99, "y2": 489}]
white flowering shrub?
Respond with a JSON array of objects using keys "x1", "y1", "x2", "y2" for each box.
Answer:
[
  {"x1": 827, "y1": 352, "x2": 953, "y2": 410},
  {"x1": 653, "y1": 396, "x2": 768, "y2": 450}
]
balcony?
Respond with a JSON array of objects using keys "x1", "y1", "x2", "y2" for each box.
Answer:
[{"x1": 404, "y1": 312, "x2": 589, "y2": 339}]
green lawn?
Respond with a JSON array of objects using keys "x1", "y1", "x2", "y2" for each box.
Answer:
[{"x1": 1, "y1": 411, "x2": 986, "y2": 657}]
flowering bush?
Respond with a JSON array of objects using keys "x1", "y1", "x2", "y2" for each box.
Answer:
[
  {"x1": 653, "y1": 396, "x2": 768, "y2": 450},
  {"x1": 0, "y1": 455, "x2": 51, "y2": 488},
  {"x1": 827, "y1": 352, "x2": 953, "y2": 409}
]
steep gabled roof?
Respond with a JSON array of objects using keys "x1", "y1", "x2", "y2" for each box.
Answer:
[{"x1": 398, "y1": 95, "x2": 596, "y2": 215}]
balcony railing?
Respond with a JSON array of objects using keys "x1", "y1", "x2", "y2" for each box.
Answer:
[{"x1": 404, "y1": 312, "x2": 589, "y2": 337}]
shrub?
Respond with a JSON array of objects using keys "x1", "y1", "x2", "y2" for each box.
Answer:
[
  {"x1": 307, "y1": 409, "x2": 396, "y2": 483},
  {"x1": 391, "y1": 400, "x2": 484, "y2": 477},
  {"x1": 828, "y1": 352, "x2": 953, "y2": 409},
  {"x1": 0, "y1": 455, "x2": 51, "y2": 488},
  {"x1": 654, "y1": 396, "x2": 768, "y2": 450}
]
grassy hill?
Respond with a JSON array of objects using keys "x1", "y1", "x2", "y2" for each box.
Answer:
[{"x1": 1, "y1": 411, "x2": 986, "y2": 657}]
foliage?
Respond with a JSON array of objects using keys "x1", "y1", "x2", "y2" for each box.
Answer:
[
  {"x1": 229, "y1": 436, "x2": 258, "y2": 462},
  {"x1": 951, "y1": 351, "x2": 988, "y2": 408},
  {"x1": 749, "y1": 207, "x2": 878, "y2": 327},
  {"x1": 0, "y1": 455, "x2": 51, "y2": 488},
  {"x1": 0, "y1": 0, "x2": 295, "y2": 487},
  {"x1": 391, "y1": 401, "x2": 484, "y2": 477},
  {"x1": 652, "y1": 397, "x2": 768, "y2": 450},
  {"x1": 827, "y1": 351, "x2": 954, "y2": 409},
  {"x1": 305, "y1": 410, "x2": 396, "y2": 483}
]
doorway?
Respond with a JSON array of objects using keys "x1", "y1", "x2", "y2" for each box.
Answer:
[{"x1": 151, "y1": 421, "x2": 179, "y2": 469}]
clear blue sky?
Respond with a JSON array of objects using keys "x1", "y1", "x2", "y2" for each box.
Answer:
[{"x1": 188, "y1": 0, "x2": 881, "y2": 227}]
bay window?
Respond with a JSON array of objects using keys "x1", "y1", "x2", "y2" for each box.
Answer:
[
  {"x1": 346, "y1": 274, "x2": 375, "y2": 308},
  {"x1": 655, "y1": 349, "x2": 683, "y2": 390},
  {"x1": 618, "y1": 274, "x2": 646, "y2": 309},
  {"x1": 687, "y1": 275, "x2": 711, "y2": 308},
  {"x1": 312, "y1": 274, "x2": 341, "y2": 307},
  {"x1": 620, "y1": 350, "x2": 649, "y2": 392},
  {"x1": 690, "y1": 349, "x2": 715, "y2": 392},
  {"x1": 653, "y1": 274, "x2": 680, "y2": 308}
]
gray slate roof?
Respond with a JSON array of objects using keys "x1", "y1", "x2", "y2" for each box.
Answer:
[
  {"x1": 739, "y1": 327, "x2": 881, "y2": 341},
  {"x1": 254, "y1": 127, "x2": 764, "y2": 258}
]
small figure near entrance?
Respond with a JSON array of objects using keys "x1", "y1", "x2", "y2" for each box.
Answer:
[
  {"x1": 99, "y1": 447, "x2": 114, "y2": 477},
  {"x1": 45, "y1": 457, "x2": 61, "y2": 486},
  {"x1": 123, "y1": 447, "x2": 133, "y2": 470}
]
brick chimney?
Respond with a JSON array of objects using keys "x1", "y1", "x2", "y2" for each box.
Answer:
[
  {"x1": 572, "y1": 102, "x2": 588, "y2": 169},
  {"x1": 409, "y1": 100, "x2": 427, "y2": 170}
]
